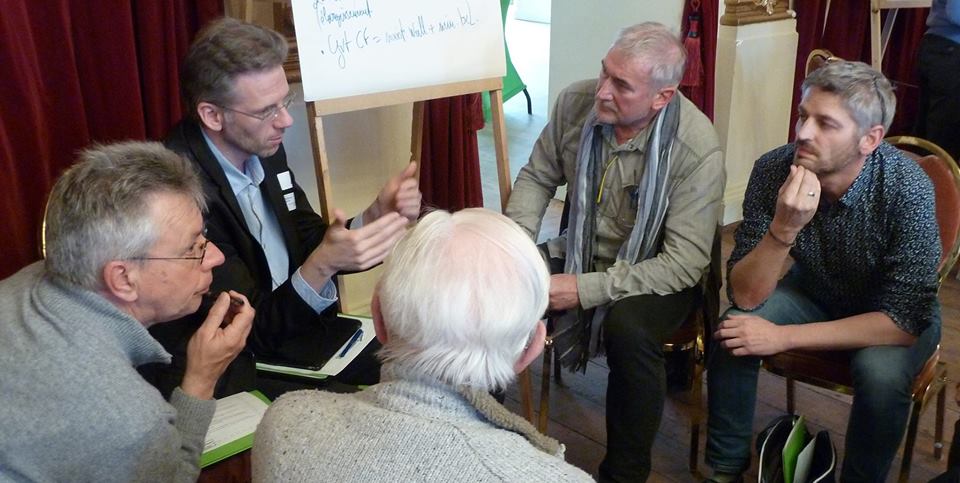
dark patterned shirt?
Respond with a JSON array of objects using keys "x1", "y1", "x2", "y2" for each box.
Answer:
[{"x1": 729, "y1": 142, "x2": 941, "y2": 335}]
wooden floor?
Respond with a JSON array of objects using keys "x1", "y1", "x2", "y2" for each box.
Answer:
[{"x1": 502, "y1": 221, "x2": 959, "y2": 482}]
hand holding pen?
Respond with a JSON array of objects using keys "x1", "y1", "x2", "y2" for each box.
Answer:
[{"x1": 181, "y1": 291, "x2": 254, "y2": 399}]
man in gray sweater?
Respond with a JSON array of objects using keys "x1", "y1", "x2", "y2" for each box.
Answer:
[
  {"x1": 253, "y1": 209, "x2": 594, "y2": 482},
  {"x1": 0, "y1": 142, "x2": 253, "y2": 482}
]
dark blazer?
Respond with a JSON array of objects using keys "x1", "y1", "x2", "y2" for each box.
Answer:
[{"x1": 144, "y1": 118, "x2": 347, "y2": 397}]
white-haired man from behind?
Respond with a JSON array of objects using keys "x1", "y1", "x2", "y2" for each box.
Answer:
[{"x1": 252, "y1": 208, "x2": 594, "y2": 482}]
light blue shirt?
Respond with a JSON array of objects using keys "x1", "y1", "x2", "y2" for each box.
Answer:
[
  {"x1": 927, "y1": 0, "x2": 960, "y2": 43},
  {"x1": 201, "y1": 131, "x2": 337, "y2": 314}
]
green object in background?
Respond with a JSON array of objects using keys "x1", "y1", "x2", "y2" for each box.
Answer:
[
  {"x1": 782, "y1": 415, "x2": 808, "y2": 483},
  {"x1": 483, "y1": 0, "x2": 531, "y2": 121}
]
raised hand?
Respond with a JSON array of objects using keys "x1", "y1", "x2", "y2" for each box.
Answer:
[
  {"x1": 770, "y1": 165, "x2": 820, "y2": 244},
  {"x1": 365, "y1": 162, "x2": 422, "y2": 224},
  {"x1": 301, "y1": 209, "x2": 408, "y2": 289},
  {"x1": 181, "y1": 290, "x2": 254, "y2": 400}
]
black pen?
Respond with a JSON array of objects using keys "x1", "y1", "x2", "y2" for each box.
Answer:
[{"x1": 338, "y1": 328, "x2": 364, "y2": 358}]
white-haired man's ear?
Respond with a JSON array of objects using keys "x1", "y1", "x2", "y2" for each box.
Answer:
[{"x1": 514, "y1": 320, "x2": 547, "y2": 374}]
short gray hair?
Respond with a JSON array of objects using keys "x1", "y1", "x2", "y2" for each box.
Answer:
[
  {"x1": 611, "y1": 22, "x2": 687, "y2": 89},
  {"x1": 376, "y1": 209, "x2": 550, "y2": 391},
  {"x1": 180, "y1": 17, "x2": 288, "y2": 113},
  {"x1": 45, "y1": 141, "x2": 205, "y2": 290},
  {"x1": 801, "y1": 60, "x2": 896, "y2": 133}
]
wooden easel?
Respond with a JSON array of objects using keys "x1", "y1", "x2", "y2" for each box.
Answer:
[
  {"x1": 870, "y1": 0, "x2": 931, "y2": 69},
  {"x1": 305, "y1": 77, "x2": 513, "y2": 223}
]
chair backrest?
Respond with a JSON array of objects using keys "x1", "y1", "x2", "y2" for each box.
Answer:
[
  {"x1": 886, "y1": 135, "x2": 960, "y2": 285},
  {"x1": 805, "y1": 48, "x2": 840, "y2": 76}
]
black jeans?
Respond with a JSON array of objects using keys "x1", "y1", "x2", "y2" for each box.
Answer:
[{"x1": 598, "y1": 288, "x2": 697, "y2": 483}]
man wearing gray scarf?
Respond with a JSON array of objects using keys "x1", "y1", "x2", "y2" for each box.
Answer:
[{"x1": 506, "y1": 22, "x2": 725, "y2": 482}]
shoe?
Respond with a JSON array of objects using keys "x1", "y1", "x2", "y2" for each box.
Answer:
[{"x1": 702, "y1": 475, "x2": 743, "y2": 483}]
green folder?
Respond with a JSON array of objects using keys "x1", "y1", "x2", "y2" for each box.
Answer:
[
  {"x1": 254, "y1": 361, "x2": 330, "y2": 380},
  {"x1": 199, "y1": 390, "x2": 271, "y2": 468},
  {"x1": 782, "y1": 415, "x2": 809, "y2": 483}
]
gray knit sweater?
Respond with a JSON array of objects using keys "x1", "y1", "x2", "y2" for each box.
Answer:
[
  {"x1": 252, "y1": 362, "x2": 595, "y2": 482},
  {"x1": 0, "y1": 262, "x2": 215, "y2": 482}
]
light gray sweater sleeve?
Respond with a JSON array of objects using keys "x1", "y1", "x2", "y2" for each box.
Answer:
[
  {"x1": 131, "y1": 387, "x2": 216, "y2": 483},
  {"x1": 170, "y1": 388, "x2": 216, "y2": 482}
]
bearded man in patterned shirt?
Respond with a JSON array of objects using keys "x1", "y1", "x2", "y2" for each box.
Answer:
[{"x1": 705, "y1": 61, "x2": 941, "y2": 483}]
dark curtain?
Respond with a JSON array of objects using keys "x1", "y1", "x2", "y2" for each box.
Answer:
[
  {"x1": 0, "y1": 0, "x2": 222, "y2": 280},
  {"x1": 419, "y1": 94, "x2": 485, "y2": 211},
  {"x1": 790, "y1": 1, "x2": 928, "y2": 140},
  {"x1": 680, "y1": 0, "x2": 720, "y2": 121}
]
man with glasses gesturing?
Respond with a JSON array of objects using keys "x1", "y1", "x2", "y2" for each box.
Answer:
[{"x1": 147, "y1": 18, "x2": 421, "y2": 398}]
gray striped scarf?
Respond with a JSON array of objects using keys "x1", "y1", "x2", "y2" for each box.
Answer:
[{"x1": 553, "y1": 95, "x2": 680, "y2": 371}]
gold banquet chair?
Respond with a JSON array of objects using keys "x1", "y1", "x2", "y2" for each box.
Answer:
[{"x1": 762, "y1": 136, "x2": 960, "y2": 482}]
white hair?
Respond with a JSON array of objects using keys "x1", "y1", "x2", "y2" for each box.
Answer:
[
  {"x1": 611, "y1": 22, "x2": 687, "y2": 88},
  {"x1": 376, "y1": 208, "x2": 550, "y2": 391}
]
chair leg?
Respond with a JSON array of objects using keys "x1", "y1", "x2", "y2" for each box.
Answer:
[
  {"x1": 688, "y1": 362, "x2": 702, "y2": 473},
  {"x1": 935, "y1": 376, "x2": 947, "y2": 460},
  {"x1": 786, "y1": 377, "x2": 796, "y2": 414},
  {"x1": 898, "y1": 401, "x2": 923, "y2": 483},
  {"x1": 553, "y1": 344, "x2": 563, "y2": 385},
  {"x1": 522, "y1": 87, "x2": 532, "y2": 115},
  {"x1": 538, "y1": 346, "x2": 553, "y2": 433},
  {"x1": 519, "y1": 368, "x2": 534, "y2": 424}
]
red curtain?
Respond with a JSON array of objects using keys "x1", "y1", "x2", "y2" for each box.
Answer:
[
  {"x1": 419, "y1": 94, "x2": 485, "y2": 211},
  {"x1": 0, "y1": 0, "x2": 221, "y2": 280},
  {"x1": 680, "y1": 0, "x2": 719, "y2": 121},
  {"x1": 790, "y1": 1, "x2": 928, "y2": 140}
]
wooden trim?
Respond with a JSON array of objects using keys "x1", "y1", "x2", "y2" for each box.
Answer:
[
  {"x1": 488, "y1": 88, "x2": 512, "y2": 211},
  {"x1": 311, "y1": 78, "x2": 504, "y2": 116},
  {"x1": 720, "y1": 0, "x2": 792, "y2": 26},
  {"x1": 876, "y1": 0, "x2": 931, "y2": 7},
  {"x1": 409, "y1": 101, "x2": 426, "y2": 167}
]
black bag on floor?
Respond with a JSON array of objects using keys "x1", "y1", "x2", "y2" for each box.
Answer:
[{"x1": 756, "y1": 414, "x2": 836, "y2": 483}]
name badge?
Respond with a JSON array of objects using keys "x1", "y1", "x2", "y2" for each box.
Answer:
[
  {"x1": 284, "y1": 192, "x2": 296, "y2": 211},
  {"x1": 277, "y1": 171, "x2": 293, "y2": 191}
]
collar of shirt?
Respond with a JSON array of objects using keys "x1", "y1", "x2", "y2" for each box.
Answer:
[
  {"x1": 600, "y1": 123, "x2": 652, "y2": 155},
  {"x1": 201, "y1": 130, "x2": 265, "y2": 193},
  {"x1": 834, "y1": 144, "x2": 888, "y2": 209}
]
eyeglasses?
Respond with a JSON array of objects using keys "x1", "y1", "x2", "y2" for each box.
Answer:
[
  {"x1": 219, "y1": 91, "x2": 297, "y2": 122},
  {"x1": 131, "y1": 238, "x2": 209, "y2": 265}
]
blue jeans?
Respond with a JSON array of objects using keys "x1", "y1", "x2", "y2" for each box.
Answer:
[{"x1": 705, "y1": 278, "x2": 940, "y2": 482}]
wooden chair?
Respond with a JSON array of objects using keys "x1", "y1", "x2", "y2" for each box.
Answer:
[
  {"x1": 762, "y1": 136, "x2": 960, "y2": 482},
  {"x1": 805, "y1": 48, "x2": 840, "y2": 76},
  {"x1": 533, "y1": 229, "x2": 721, "y2": 474}
]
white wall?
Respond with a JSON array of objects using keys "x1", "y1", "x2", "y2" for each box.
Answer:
[
  {"x1": 547, "y1": 0, "x2": 684, "y2": 109},
  {"x1": 714, "y1": 19, "x2": 798, "y2": 224}
]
